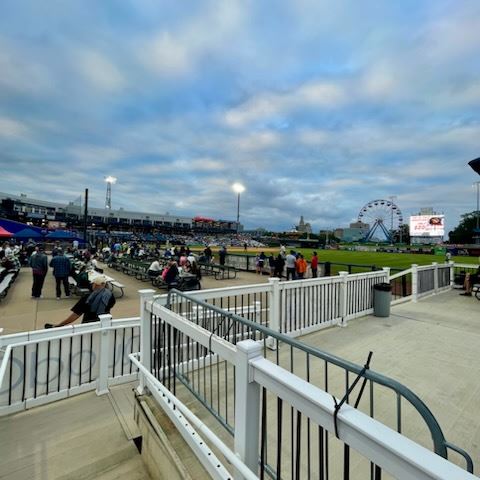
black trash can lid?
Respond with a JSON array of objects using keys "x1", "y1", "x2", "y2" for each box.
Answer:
[{"x1": 373, "y1": 282, "x2": 392, "y2": 292}]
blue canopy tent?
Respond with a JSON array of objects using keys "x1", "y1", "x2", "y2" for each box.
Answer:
[
  {"x1": 45, "y1": 230, "x2": 84, "y2": 242},
  {"x1": 14, "y1": 228, "x2": 44, "y2": 240}
]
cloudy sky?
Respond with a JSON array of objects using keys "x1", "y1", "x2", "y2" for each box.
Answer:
[{"x1": 0, "y1": 1, "x2": 479, "y2": 233}]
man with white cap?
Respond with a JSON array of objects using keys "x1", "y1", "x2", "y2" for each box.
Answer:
[{"x1": 45, "y1": 275, "x2": 116, "y2": 328}]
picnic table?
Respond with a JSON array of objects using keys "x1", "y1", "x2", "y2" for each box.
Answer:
[{"x1": 87, "y1": 270, "x2": 126, "y2": 298}]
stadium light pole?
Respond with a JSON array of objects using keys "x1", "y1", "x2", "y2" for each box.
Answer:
[
  {"x1": 232, "y1": 183, "x2": 245, "y2": 233},
  {"x1": 105, "y1": 176, "x2": 117, "y2": 209},
  {"x1": 468, "y1": 158, "x2": 480, "y2": 244}
]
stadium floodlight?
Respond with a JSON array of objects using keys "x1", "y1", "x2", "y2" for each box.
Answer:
[
  {"x1": 232, "y1": 182, "x2": 245, "y2": 194},
  {"x1": 232, "y1": 183, "x2": 245, "y2": 233},
  {"x1": 104, "y1": 176, "x2": 117, "y2": 209},
  {"x1": 105, "y1": 176, "x2": 117, "y2": 184}
]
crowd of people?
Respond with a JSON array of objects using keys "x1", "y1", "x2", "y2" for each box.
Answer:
[
  {"x1": 253, "y1": 248, "x2": 320, "y2": 280},
  {"x1": 0, "y1": 239, "x2": 116, "y2": 328}
]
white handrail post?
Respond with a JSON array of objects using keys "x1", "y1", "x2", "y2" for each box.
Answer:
[
  {"x1": 382, "y1": 267, "x2": 391, "y2": 282},
  {"x1": 412, "y1": 264, "x2": 418, "y2": 302},
  {"x1": 267, "y1": 277, "x2": 280, "y2": 349},
  {"x1": 234, "y1": 340, "x2": 263, "y2": 479},
  {"x1": 433, "y1": 262, "x2": 439, "y2": 293},
  {"x1": 96, "y1": 314, "x2": 112, "y2": 396},
  {"x1": 449, "y1": 261, "x2": 455, "y2": 287},
  {"x1": 339, "y1": 271, "x2": 349, "y2": 327},
  {"x1": 138, "y1": 289, "x2": 155, "y2": 394}
]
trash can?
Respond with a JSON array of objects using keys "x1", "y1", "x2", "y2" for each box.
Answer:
[{"x1": 373, "y1": 283, "x2": 392, "y2": 317}]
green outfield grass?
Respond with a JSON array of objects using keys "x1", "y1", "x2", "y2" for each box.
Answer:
[
  {"x1": 188, "y1": 245, "x2": 479, "y2": 271},
  {"x1": 295, "y1": 249, "x2": 479, "y2": 270}
]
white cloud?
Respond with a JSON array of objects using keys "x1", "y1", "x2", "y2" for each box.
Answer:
[
  {"x1": 225, "y1": 81, "x2": 347, "y2": 128},
  {"x1": 0, "y1": 117, "x2": 29, "y2": 138},
  {"x1": 75, "y1": 49, "x2": 126, "y2": 92},
  {"x1": 138, "y1": 1, "x2": 248, "y2": 77},
  {"x1": 231, "y1": 131, "x2": 280, "y2": 151},
  {"x1": 67, "y1": 145, "x2": 124, "y2": 166},
  {"x1": 140, "y1": 31, "x2": 191, "y2": 76},
  {"x1": 297, "y1": 128, "x2": 331, "y2": 145},
  {"x1": 0, "y1": 38, "x2": 53, "y2": 96}
]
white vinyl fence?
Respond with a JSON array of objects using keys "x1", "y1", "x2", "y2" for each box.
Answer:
[{"x1": 0, "y1": 317, "x2": 140, "y2": 415}]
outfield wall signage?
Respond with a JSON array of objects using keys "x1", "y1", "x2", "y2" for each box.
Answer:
[{"x1": 409, "y1": 215, "x2": 445, "y2": 237}]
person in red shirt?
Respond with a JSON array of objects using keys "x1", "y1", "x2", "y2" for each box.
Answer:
[
  {"x1": 311, "y1": 251, "x2": 319, "y2": 278},
  {"x1": 295, "y1": 254, "x2": 307, "y2": 279}
]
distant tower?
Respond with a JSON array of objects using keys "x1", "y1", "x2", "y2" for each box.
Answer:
[{"x1": 105, "y1": 176, "x2": 117, "y2": 209}]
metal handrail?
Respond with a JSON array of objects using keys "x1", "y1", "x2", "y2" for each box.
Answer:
[
  {"x1": 129, "y1": 352, "x2": 258, "y2": 480},
  {"x1": 164, "y1": 289, "x2": 474, "y2": 471}
]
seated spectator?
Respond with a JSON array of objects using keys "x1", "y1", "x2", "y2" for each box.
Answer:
[
  {"x1": 148, "y1": 259, "x2": 162, "y2": 278},
  {"x1": 90, "y1": 256, "x2": 103, "y2": 273},
  {"x1": 163, "y1": 259, "x2": 179, "y2": 286},
  {"x1": 2, "y1": 254, "x2": 19, "y2": 271},
  {"x1": 74, "y1": 265, "x2": 92, "y2": 290},
  {"x1": 460, "y1": 267, "x2": 480, "y2": 296}
]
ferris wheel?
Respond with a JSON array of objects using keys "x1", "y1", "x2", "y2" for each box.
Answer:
[{"x1": 358, "y1": 199, "x2": 404, "y2": 243}]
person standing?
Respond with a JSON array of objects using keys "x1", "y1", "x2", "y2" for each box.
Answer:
[
  {"x1": 274, "y1": 254, "x2": 285, "y2": 279},
  {"x1": 204, "y1": 246, "x2": 213, "y2": 263},
  {"x1": 49, "y1": 249, "x2": 71, "y2": 299},
  {"x1": 295, "y1": 254, "x2": 307, "y2": 279},
  {"x1": 219, "y1": 246, "x2": 227, "y2": 266},
  {"x1": 285, "y1": 250, "x2": 297, "y2": 280},
  {"x1": 311, "y1": 251, "x2": 319, "y2": 278},
  {"x1": 268, "y1": 254, "x2": 276, "y2": 276},
  {"x1": 29, "y1": 245, "x2": 48, "y2": 298}
]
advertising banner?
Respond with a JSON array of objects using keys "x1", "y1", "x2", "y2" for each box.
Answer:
[{"x1": 409, "y1": 215, "x2": 445, "y2": 237}]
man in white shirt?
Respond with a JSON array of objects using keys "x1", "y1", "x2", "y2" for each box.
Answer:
[
  {"x1": 285, "y1": 250, "x2": 297, "y2": 280},
  {"x1": 148, "y1": 259, "x2": 162, "y2": 278},
  {"x1": 3, "y1": 243, "x2": 13, "y2": 257}
]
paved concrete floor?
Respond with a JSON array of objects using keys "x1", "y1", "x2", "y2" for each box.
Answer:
[
  {"x1": 168, "y1": 290, "x2": 480, "y2": 476},
  {"x1": 0, "y1": 383, "x2": 150, "y2": 480},
  {"x1": 0, "y1": 261, "x2": 270, "y2": 334}
]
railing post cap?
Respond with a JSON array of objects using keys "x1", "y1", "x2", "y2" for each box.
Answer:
[
  {"x1": 98, "y1": 313, "x2": 112, "y2": 324},
  {"x1": 432, "y1": 262, "x2": 438, "y2": 266},
  {"x1": 138, "y1": 289, "x2": 155, "y2": 297},
  {"x1": 338, "y1": 271, "x2": 349, "y2": 276},
  {"x1": 237, "y1": 339, "x2": 263, "y2": 356},
  {"x1": 269, "y1": 277, "x2": 280, "y2": 284}
]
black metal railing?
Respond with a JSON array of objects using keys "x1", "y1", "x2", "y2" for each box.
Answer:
[{"x1": 146, "y1": 289, "x2": 474, "y2": 477}]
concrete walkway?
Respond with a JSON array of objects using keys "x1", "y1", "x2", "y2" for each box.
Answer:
[
  {"x1": 169, "y1": 289, "x2": 480, "y2": 475},
  {"x1": 0, "y1": 383, "x2": 150, "y2": 480}
]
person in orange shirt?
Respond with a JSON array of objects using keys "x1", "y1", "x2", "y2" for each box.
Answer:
[{"x1": 295, "y1": 254, "x2": 307, "y2": 279}]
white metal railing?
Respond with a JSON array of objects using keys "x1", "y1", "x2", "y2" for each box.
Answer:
[
  {"x1": 0, "y1": 316, "x2": 140, "y2": 415},
  {"x1": 139, "y1": 297, "x2": 477, "y2": 480},
  {"x1": 158, "y1": 269, "x2": 390, "y2": 338}
]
